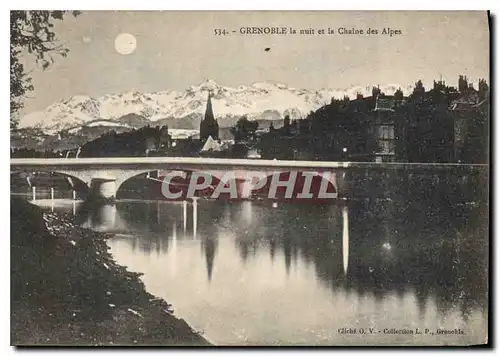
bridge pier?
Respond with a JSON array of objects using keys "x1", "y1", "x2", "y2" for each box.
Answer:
[{"x1": 89, "y1": 177, "x2": 117, "y2": 201}]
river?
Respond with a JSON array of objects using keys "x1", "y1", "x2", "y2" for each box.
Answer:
[{"x1": 12, "y1": 169, "x2": 489, "y2": 346}]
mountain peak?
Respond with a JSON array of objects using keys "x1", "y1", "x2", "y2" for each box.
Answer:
[
  {"x1": 61, "y1": 95, "x2": 94, "y2": 106},
  {"x1": 251, "y1": 81, "x2": 288, "y2": 90},
  {"x1": 202, "y1": 78, "x2": 218, "y2": 84},
  {"x1": 19, "y1": 81, "x2": 412, "y2": 133},
  {"x1": 198, "y1": 79, "x2": 219, "y2": 90}
]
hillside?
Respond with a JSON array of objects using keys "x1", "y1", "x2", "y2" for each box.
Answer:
[{"x1": 11, "y1": 198, "x2": 210, "y2": 346}]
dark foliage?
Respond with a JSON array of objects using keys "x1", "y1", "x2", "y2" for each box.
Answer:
[
  {"x1": 256, "y1": 76, "x2": 489, "y2": 164},
  {"x1": 231, "y1": 116, "x2": 259, "y2": 143},
  {"x1": 79, "y1": 125, "x2": 170, "y2": 157},
  {"x1": 10, "y1": 10, "x2": 80, "y2": 129},
  {"x1": 11, "y1": 198, "x2": 209, "y2": 345}
]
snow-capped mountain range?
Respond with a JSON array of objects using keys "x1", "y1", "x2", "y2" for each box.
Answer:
[{"x1": 18, "y1": 79, "x2": 414, "y2": 134}]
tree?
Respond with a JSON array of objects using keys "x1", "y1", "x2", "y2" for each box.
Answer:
[
  {"x1": 410, "y1": 80, "x2": 425, "y2": 102},
  {"x1": 10, "y1": 10, "x2": 80, "y2": 129},
  {"x1": 394, "y1": 87, "x2": 404, "y2": 102},
  {"x1": 458, "y1": 75, "x2": 468, "y2": 93},
  {"x1": 269, "y1": 122, "x2": 275, "y2": 132},
  {"x1": 230, "y1": 116, "x2": 258, "y2": 143},
  {"x1": 372, "y1": 85, "x2": 381, "y2": 98},
  {"x1": 283, "y1": 114, "x2": 291, "y2": 135},
  {"x1": 284, "y1": 115, "x2": 290, "y2": 128},
  {"x1": 478, "y1": 79, "x2": 489, "y2": 101}
]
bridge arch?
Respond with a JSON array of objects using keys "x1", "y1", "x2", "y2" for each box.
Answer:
[
  {"x1": 50, "y1": 172, "x2": 90, "y2": 192},
  {"x1": 10, "y1": 169, "x2": 90, "y2": 199},
  {"x1": 116, "y1": 169, "x2": 223, "y2": 200},
  {"x1": 115, "y1": 169, "x2": 164, "y2": 199}
]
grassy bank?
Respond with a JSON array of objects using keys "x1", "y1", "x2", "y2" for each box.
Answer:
[{"x1": 11, "y1": 197, "x2": 210, "y2": 346}]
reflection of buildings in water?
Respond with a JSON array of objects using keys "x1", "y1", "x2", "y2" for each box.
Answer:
[
  {"x1": 283, "y1": 238, "x2": 292, "y2": 275},
  {"x1": 342, "y1": 205, "x2": 349, "y2": 275},
  {"x1": 128, "y1": 200, "x2": 200, "y2": 240},
  {"x1": 285, "y1": 204, "x2": 342, "y2": 280},
  {"x1": 155, "y1": 235, "x2": 161, "y2": 255},
  {"x1": 332, "y1": 200, "x2": 487, "y2": 321},
  {"x1": 434, "y1": 217, "x2": 487, "y2": 322},
  {"x1": 139, "y1": 239, "x2": 152, "y2": 254},
  {"x1": 131, "y1": 236, "x2": 137, "y2": 252},
  {"x1": 193, "y1": 198, "x2": 198, "y2": 239},
  {"x1": 81, "y1": 197, "x2": 486, "y2": 322},
  {"x1": 169, "y1": 222, "x2": 178, "y2": 275},
  {"x1": 232, "y1": 201, "x2": 260, "y2": 265},
  {"x1": 415, "y1": 283, "x2": 432, "y2": 320},
  {"x1": 183, "y1": 200, "x2": 187, "y2": 234},
  {"x1": 241, "y1": 201, "x2": 252, "y2": 225},
  {"x1": 172, "y1": 222, "x2": 177, "y2": 248},
  {"x1": 230, "y1": 196, "x2": 482, "y2": 323},
  {"x1": 228, "y1": 202, "x2": 342, "y2": 275},
  {"x1": 175, "y1": 199, "x2": 202, "y2": 239},
  {"x1": 269, "y1": 239, "x2": 276, "y2": 263},
  {"x1": 201, "y1": 237, "x2": 218, "y2": 282},
  {"x1": 82, "y1": 204, "x2": 117, "y2": 232}
]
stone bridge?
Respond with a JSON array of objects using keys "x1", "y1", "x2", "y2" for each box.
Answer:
[
  {"x1": 10, "y1": 157, "x2": 354, "y2": 200},
  {"x1": 11, "y1": 157, "x2": 485, "y2": 201}
]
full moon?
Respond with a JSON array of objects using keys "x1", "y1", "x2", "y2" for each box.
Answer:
[{"x1": 114, "y1": 33, "x2": 137, "y2": 55}]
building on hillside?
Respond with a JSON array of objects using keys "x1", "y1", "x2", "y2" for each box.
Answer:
[
  {"x1": 371, "y1": 95, "x2": 400, "y2": 162},
  {"x1": 200, "y1": 91, "x2": 219, "y2": 142},
  {"x1": 449, "y1": 92, "x2": 489, "y2": 164},
  {"x1": 158, "y1": 125, "x2": 171, "y2": 149},
  {"x1": 218, "y1": 126, "x2": 234, "y2": 142},
  {"x1": 399, "y1": 80, "x2": 456, "y2": 163},
  {"x1": 200, "y1": 135, "x2": 222, "y2": 153}
]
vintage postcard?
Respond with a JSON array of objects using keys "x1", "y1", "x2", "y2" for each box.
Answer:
[{"x1": 10, "y1": 10, "x2": 489, "y2": 346}]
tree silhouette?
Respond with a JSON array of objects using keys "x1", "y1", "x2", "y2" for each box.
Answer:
[
  {"x1": 372, "y1": 85, "x2": 381, "y2": 98},
  {"x1": 283, "y1": 114, "x2": 291, "y2": 136},
  {"x1": 394, "y1": 87, "x2": 404, "y2": 102},
  {"x1": 269, "y1": 122, "x2": 275, "y2": 132},
  {"x1": 284, "y1": 114, "x2": 290, "y2": 128},
  {"x1": 410, "y1": 80, "x2": 425, "y2": 102},
  {"x1": 230, "y1": 116, "x2": 258, "y2": 143},
  {"x1": 478, "y1": 79, "x2": 489, "y2": 101},
  {"x1": 458, "y1": 75, "x2": 468, "y2": 93},
  {"x1": 10, "y1": 10, "x2": 80, "y2": 129}
]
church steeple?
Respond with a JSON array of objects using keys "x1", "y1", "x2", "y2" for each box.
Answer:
[
  {"x1": 200, "y1": 90, "x2": 219, "y2": 142},
  {"x1": 204, "y1": 90, "x2": 215, "y2": 122}
]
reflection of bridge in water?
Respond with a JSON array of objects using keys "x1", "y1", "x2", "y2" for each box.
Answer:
[
  {"x1": 77, "y1": 199, "x2": 202, "y2": 236},
  {"x1": 65, "y1": 196, "x2": 487, "y2": 324},
  {"x1": 20, "y1": 179, "x2": 486, "y2": 336},
  {"x1": 73, "y1": 199, "x2": 352, "y2": 276}
]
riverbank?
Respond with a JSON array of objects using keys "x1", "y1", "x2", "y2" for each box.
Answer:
[{"x1": 11, "y1": 197, "x2": 211, "y2": 346}]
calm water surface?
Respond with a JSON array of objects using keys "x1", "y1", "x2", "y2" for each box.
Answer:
[{"x1": 18, "y1": 171, "x2": 489, "y2": 346}]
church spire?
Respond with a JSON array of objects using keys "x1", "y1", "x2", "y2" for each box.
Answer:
[
  {"x1": 200, "y1": 90, "x2": 219, "y2": 142},
  {"x1": 204, "y1": 90, "x2": 215, "y2": 122}
]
